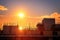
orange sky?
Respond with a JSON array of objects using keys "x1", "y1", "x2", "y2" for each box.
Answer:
[
  {"x1": 0, "y1": 5, "x2": 60, "y2": 30},
  {"x1": 0, "y1": 12, "x2": 60, "y2": 30}
]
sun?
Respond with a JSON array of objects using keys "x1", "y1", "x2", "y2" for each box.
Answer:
[{"x1": 18, "y1": 13, "x2": 25, "y2": 18}]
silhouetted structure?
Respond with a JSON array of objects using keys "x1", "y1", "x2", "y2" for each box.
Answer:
[
  {"x1": 51, "y1": 24, "x2": 60, "y2": 40},
  {"x1": 36, "y1": 23, "x2": 44, "y2": 35},
  {"x1": 55, "y1": 24, "x2": 60, "y2": 31},
  {"x1": 0, "y1": 18, "x2": 60, "y2": 40},
  {"x1": 0, "y1": 30, "x2": 2, "y2": 35},
  {"x1": 51, "y1": 24, "x2": 60, "y2": 36},
  {"x1": 42, "y1": 18, "x2": 55, "y2": 31},
  {"x1": 3, "y1": 25, "x2": 19, "y2": 34}
]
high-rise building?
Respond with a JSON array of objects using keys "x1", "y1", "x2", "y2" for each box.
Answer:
[
  {"x1": 42, "y1": 18, "x2": 55, "y2": 36},
  {"x1": 42, "y1": 18, "x2": 55, "y2": 31}
]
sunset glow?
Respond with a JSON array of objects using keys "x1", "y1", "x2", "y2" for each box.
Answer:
[
  {"x1": 19, "y1": 26, "x2": 23, "y2": 30},
  {"x1": 0, "y1": 0, "x2": 60, "y2": 40},
  {"x1": 18, "y1": 13, "x2": 25, "y2": 18},
  {"x1": 0, "y1": 0, "x2": 60, "y2": 30}
]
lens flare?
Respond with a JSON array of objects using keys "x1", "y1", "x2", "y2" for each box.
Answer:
[
  {"x1": 19, "y1": 26, "x2": 23, "y2": 30},
  {"x1": 18, "y1": 13, "x2": 25, "y2": 18}
]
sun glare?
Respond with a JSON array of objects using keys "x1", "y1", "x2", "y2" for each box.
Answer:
[
  {"x1": 19, "y1": 26, "x2": 23, "y2": 30},
  {"x1": 18, "y1": 13, "x2": 25, "y2": 18}
]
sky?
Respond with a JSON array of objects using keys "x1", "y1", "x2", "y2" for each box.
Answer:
[
  {"x1": 0, "y1": 0, "x2": 60, "y2": 29},
  {"x1": 0, "y1": 0, "x2": 60, "y2": 16}
]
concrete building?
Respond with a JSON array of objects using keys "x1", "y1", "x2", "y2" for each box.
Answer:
[
  {"x1": 42, "y1": 18, "x2": 55, "y2": 31},
  {"x1": 36, "y1": 23, "x2": 44, "y2": 35},
  {"x1": 51, "y1": 24, "x2": 60, "y2": 36},
  {"x1": 42, "y1": 18, "x2": 55, "y2": 36},
  {"x1": 3, "y1": 25, "x2": 19, "y2": 34},
  {"x1": 55, "y1": 24, "x2": 60, "y2": 36}
]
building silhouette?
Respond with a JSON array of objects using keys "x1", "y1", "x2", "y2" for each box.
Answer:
[
  {"x1": 51, "y1": 24, "x2": 60, "y2": 36},
  {"x1": 3, "y1": 25, "x2": 19, "y2": 35},
  {"x1": 0, "y1": 18, "x2": 60, "y2": 40},
  {"x1": 42, "y1": 18, "x2": 55, "y2": 31},
  {"x1": 36, "y1": 23, "x2": 44, "y2": 35},
  {"x1": 42, "y1": 18, "x2": 55, "y2": 36}
]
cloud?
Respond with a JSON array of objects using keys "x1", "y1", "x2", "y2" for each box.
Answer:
[
  {"x1": 51, "y1": 12, "x2": 60, "y2": 24},
  {"x1": 50, "y1": 12, "x2": 60, "y2": 18},
  {"x1": 40, "y1": 12, "x2": 60, "y2": 18},
  {"x1": 0, "y1": 5, "x2": 8, "y2": 11},
  {"x1": 40, "y1": 12, "x2": 60, "y2": 24}
]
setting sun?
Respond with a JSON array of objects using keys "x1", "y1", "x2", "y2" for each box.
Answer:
[{"x1": 18, "y1": 13, "x2": 25, "y2": 18}]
